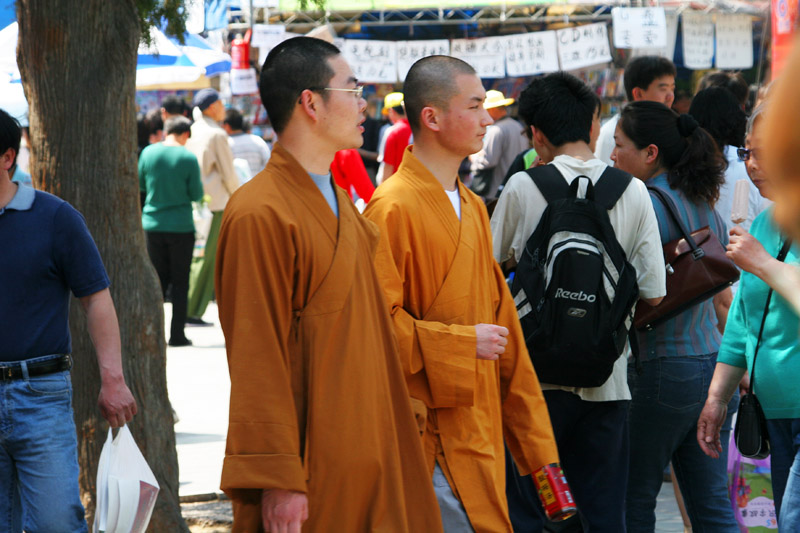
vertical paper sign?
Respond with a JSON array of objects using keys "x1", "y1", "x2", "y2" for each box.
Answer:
[
  {"x1": 630, "y1": 11, "x2": 679, "y2": 60},
  {"x1": 556, "y1": 23, "x2": 613, "y2": 71},
  {"x1": 612, "y1": 7, "x2": 667, "y2": 49},
  {"x1": 682, "y1": 11, "x2": 715, "y2": 69},
  {"x1": 450, "y1": 37, "x2": 507, "y2": 79},
  {"x1": 396, "y1": 40, "x2": 450, "y2": 81},
  {"x1": 715, "y1": 14, "x2": 754, "y2": 69},
  {"x1": 230, "y1": 68, "x2": 259, "y2": 95},
  {"x1": 251, "y1": 24, "x2": 286, "y2": 49},
  {"x1": 341, "y1": 40, "x2": 398, "y2": 83},
  {"x1": 504, "y1": 32, "x2": 560, "y2": 76}
]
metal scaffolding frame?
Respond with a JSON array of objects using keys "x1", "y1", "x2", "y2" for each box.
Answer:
[{"x1": 228, "y1": 0, "x2": 767, "y2": 33}]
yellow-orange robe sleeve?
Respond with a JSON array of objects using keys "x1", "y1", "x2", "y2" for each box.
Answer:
[
  {"x1": 216, "y1": 205, "x2": 308, "y2": 498},
  {"x1": 491, "y1": 255, "x2": 560, "y2": 476},
  {"x1": 369, "y1": 199, "x2": 479, "y2": 409}
]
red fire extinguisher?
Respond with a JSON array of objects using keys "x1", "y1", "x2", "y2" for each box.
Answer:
[{"x1": 230, "y1": 29, "x2": 251, "y2": 70}]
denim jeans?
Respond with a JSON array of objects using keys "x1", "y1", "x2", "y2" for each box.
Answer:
[
  {"x1": 0, "y1": 355, "x2": 86, "y2": 532},
  {"x1": 765, "y1": 418, "x2": 800, "y2": 530},
  {"x1": 627, "y1": 355, "x2": 739, "y2": 533}
]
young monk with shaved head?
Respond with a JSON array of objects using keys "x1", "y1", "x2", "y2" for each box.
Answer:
[{"x1": 364, "y1": 55, "x2": 560, "y2": 531}]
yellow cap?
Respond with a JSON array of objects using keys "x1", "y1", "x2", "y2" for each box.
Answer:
[
  {"x1": 382, "y1": 92, "x2": 404, "y2": 115},
  {"x1": 484, "y1": 89, "x2": 515, "y2": 109}
]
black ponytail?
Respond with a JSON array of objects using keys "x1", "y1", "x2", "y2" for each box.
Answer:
[{"x1": 619, "y1": 101, "x2": 726, "y2": 205}]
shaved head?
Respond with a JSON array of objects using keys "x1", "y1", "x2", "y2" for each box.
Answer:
[{"x1": 404, "y1": 56, "x2": 477, "y2": 134}]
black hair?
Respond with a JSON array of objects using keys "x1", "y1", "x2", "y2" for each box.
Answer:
[
  {"x1": 0, "y1": 108, "x2": 21, "y2": 166},
  {"x1": 619, "y1": 101, "x2": 726, "y2": 205},
  {"x1": 697, "y1": 71, "x2": 748, "y2": 108},
  {"x1": 259, "y1": 37, "x2": 341, "y2": 134},
  {"x1": 517, "y1": 72, "x2": 595, "y2": 146},
  {"x1": 223, "y1": 108, "x2": 245, "y2": 131},
  {"x1": 623, "y1": 56, "x2": 677, "y2": 101},
  {"x1": 389, "y1": 104, "x2": 405, "y2": 117},
  {"x1": 591, "y1": 92, "x2": 602, "y2": 114},
  {"x1": 161, "y1": 95, "x2": 190, "y2": 117},
  {"x1": 688, "y1": 87, "x2": 746, "y2": 149},
  {"x1": 144, "y1": 109, "x2": 163, "y2": 135},
  {"x1": 403, "y1": 55, "x2": 476, "y2": 134},
  {"x1": 164, "y1": 116, "x2": 192, "y2": 136}
]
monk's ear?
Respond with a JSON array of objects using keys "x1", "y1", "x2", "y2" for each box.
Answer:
[
  {"x1": 297, "y1": 89, "x2": 320, "y2": 122},
  {"x1": 419, "y1": 106, "x2": 440, "y2": 133}
]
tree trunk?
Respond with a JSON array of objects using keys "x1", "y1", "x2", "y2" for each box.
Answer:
[{"x1": 16, "y1": 1, "x2": 188, "y2": 530}]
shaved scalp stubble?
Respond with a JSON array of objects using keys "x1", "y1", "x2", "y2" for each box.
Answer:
[{"x1": 403, "y1": 56, "x2": 477, "y2": 135}]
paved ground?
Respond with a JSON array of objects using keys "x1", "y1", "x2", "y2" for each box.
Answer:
[{"x1": 169, "y1": 303, "x2": 688, "y2": 532}]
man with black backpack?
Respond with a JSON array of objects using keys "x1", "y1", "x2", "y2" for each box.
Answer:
[{"x1": 491, "y1": 72, "x2": 666, "y2": 532}]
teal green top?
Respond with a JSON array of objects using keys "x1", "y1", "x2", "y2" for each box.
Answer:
[
  {"x1": 139, "y1": 143, "x2": 203, "y2": 233},
  {"x1": 717, "y1": 207, "x2": 800, "y2": 419}
]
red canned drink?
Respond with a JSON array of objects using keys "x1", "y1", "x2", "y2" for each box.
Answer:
[{"x1": 532, "y1": 463, "x2": 577, "y2": 521}]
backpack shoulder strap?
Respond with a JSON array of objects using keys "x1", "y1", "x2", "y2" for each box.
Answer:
[
  {"x1": 593, "y1": 166, "x2": 633, "y2": 210},
  {"x1": 525, "y1": 164, "x2": 569, "y2": 204}
]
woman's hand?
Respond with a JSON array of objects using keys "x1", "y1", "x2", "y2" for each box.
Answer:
[{"x1": 727, "y1": 226, "x2": 771, "y2": 276}]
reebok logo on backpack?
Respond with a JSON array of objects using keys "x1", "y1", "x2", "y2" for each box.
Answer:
[{"x1": 510, "y1": 164, "x2": 639, "y2": 388}]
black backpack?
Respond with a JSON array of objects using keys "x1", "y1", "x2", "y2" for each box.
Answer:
[{"x1": 510, "y1": 164, "x2": 640, "y2": 387}]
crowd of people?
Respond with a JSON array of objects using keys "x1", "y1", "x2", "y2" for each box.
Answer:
[{"x1": 3, "y1": 31, "x2": 800, "y2": 533}]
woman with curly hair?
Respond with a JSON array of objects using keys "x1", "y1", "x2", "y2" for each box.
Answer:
[
  {"x1": 690, "y1": 87, "x2": 767, "y2": 233},
  {"x1": 611, "y1": 101, "x2": 739, "y2": 532}
]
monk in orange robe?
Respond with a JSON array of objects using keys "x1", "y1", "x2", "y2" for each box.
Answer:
[
  {"x1": 215, "y1": 37, "x2": 442, "y2": 533},
  {"x1": 364, "y1": 56, "x2": 560, "y2": 532}
]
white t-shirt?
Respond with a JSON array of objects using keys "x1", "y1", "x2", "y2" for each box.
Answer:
[
  {"x1": 491, "y1": 154, "x2": 666, "y2": 402},
  {"x1": 445, "y1": 187, "x2": 461, "y2": 220}
]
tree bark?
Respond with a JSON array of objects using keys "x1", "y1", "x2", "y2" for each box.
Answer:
[{"x1": 16, "y1": 1, "x2": 188, "y2": 530}]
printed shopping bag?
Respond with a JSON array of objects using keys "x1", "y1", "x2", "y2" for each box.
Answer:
[
  {"x1": 728, "y1": 432, "x2": 777, "y2": 531},
  {"x1": 94, "y1": 425, "x2": 160, "y2": 533}
]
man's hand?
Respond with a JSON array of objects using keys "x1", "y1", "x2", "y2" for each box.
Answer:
[
  {"x1": 98, "y1": 377, "x2": 137, "y2": 428},
  {"x1": 262, "y1": 489, "x2": 308, "y2": 533},
  {"x1": 475, "y1": 324, "x2": 509, "y2": 361},
  {"x1": 727, "y1": 226, "x2": 771, "y2": 276},
  {"x1": 697, "y1": 398, "x2": 728, "y2": 459}
]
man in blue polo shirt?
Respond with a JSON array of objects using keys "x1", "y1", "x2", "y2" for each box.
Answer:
[{"x1": 0, "y1": 109, "x2": 138, "y2": 531}]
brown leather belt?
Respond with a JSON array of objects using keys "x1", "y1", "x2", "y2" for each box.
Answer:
[{"x1": 0, "y1": 355, "x2": 72, "y2": 381}]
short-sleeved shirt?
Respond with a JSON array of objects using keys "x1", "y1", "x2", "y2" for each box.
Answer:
[
  {"x1": 637, "y1": 173, "x2": 728, "y2": 360},
  {"x1": 0, "y1": 184, "x2": 110, "y2": 361},
  {"x1": 382, "y1": 118, "x2": 413, "y2": 170},
  {"x1": 491, "y1": 155, "x2": 666, "y2": 401}
]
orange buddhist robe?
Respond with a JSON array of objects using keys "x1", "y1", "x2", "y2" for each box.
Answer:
[
  {"x1": 215, "y1": 143, "x2": 443, "y2": 533},
  {"x1": 364, "y1": 147, "x2": 560, "y2": 532}
]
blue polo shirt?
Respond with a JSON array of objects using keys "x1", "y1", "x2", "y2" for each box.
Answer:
[
  {"x1": 0, "y1": 184, "x2": 110, "y2": 362},
  {"x1": 636, "y1": 173, "x2": 728, "y2": 359}
]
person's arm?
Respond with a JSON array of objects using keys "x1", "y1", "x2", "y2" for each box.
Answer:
[
  {"x1": 697, "y1": 362, "x2": 747, "y2": 458},
  {"x1": 630, "y1": 183, "x2": 667, "y2": 306},
  {"x1": 187, "y1": 156, "x2": 204, "y2": 203},
  {"x1": 491, "y1": 256, "x2": 560, "y2": 475},
  {"x1": 713, "y1": 288, "x2": 733, "y2": 333},
  {"x1": 79, "y1": 288, "x2": 137, "y2": 428},
  {"x1": 728, "y1": 225, "x2": 800, "y2": 315},
  {"x1": 214, "y1": 133, "x2": 241, "y2": 196},
  {"x1": 216, "y1": 208, "x2": 309, "y2": 528},
  {"x1": 364, "y1": 199, "x2": 496, "y2": 409}
]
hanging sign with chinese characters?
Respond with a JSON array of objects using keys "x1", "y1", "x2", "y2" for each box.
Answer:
[
  {"x1": 612, "y1": 7, "x2": 667, "y2": 49},
  {"x1": 682, "y1": 11, "x2": 715, "y2": 69},
  {"x1": 504, "y1": 32, "x2": 560, "y2": 76},
  {"x1": 396, "y1": 39, "x2": 450, "y2": 81},
  {"x1": 556, "y1": 23, "x2": 613, "y2": 71},
  {"x1": 340, "y1": 39, "x2": 398, "y2": 83},
  {"x1": 715, "y1": 14, "x2": 754, "y2": 69},
  {"x1": 450, "y1": 37, "x2": 507, "y2": 79}
]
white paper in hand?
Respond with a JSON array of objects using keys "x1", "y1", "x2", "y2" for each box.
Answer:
[{"x1": 94, "y1": 425, "x2": 160, "y2": 533}]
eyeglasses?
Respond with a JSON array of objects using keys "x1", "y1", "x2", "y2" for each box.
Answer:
[
  {"x1": 309, "y1": 86, "x2": 364, "y2": 99},
  {"x1": 737, "y1": 147, "x2": 761, "y2": 162}
]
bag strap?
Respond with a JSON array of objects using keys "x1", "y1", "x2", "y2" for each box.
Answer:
[
  {"x1": 647, "y1": 185, "x2": 703, "y2": 255},
  {"x1": 749, "y1": 238, "x2": 793, "y2": 395},
  {"x1": 593, "y1": 167, "x2": 633, "y2": 210},
  {"x1": 525, "y1": 164, "x2": 570, "y2": 204}
]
